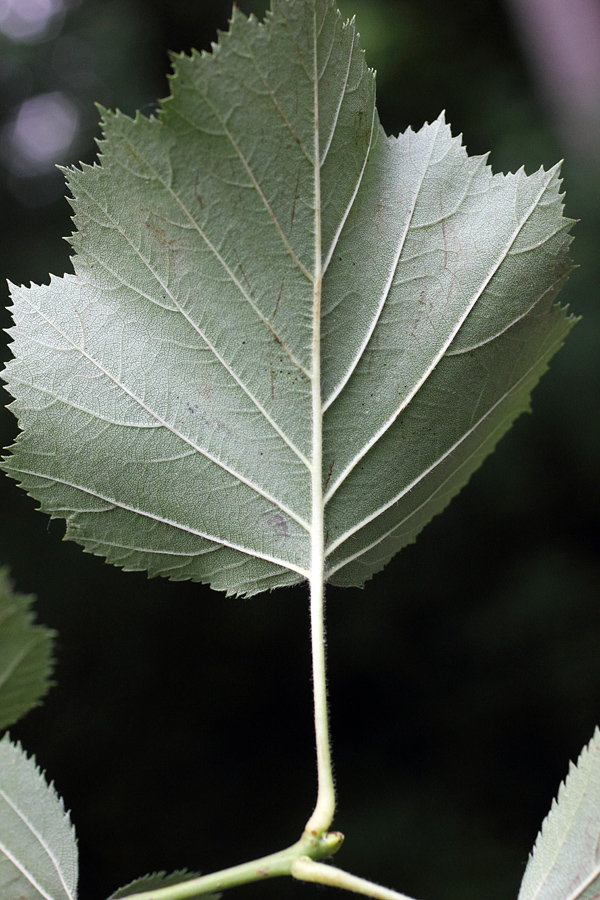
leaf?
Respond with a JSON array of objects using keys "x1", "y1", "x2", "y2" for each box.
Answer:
[
  {"x1": 0, "y1": 734, "x2": 77, "y2": 900},
  {"x1": 0, "y1": 568, "x2": 55, "y2": 732},
  {"x1": 1, "y1": 0, "x2": 574, "y2": 596},
  {"x1": 108, "y1": 870, "x2": 215, "y2": 899},
  {"x1": 518, "y1": 728, "x2": 600, "y2": 900}
]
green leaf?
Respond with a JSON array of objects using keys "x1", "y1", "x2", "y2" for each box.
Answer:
[
  {"x1": 109, "y1": 870, "x2": 214, "y2": 899},
  {"x1": 518, "y1": 728, "x2": 600, "y2": 900},
  {"x1": 0, "y1": 567, "x2": 55, "y2": 731},
  {"x1": 1, "y1": 0, "x2": 574, "y2": 596},
  {"x1": 0, "y1": 734, "x2": 77, "y2": 900}
]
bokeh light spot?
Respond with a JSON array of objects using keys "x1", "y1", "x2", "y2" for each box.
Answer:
[
  {"x1": 0, "y1": 0, "x2": 64, "y2": 42},
  {"x1": 7, "y1": 91, "x2": 79, "y2": 174}
]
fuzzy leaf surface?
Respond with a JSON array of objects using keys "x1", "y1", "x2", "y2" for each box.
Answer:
[
  {"x1": 0, "y1": 735, "x2": 77, "y2": 900},
  {"x1": 2, "y1": 0, "x2": 574, "y2": 596},
  {"x1": 0, "y1": 568, "x2": 55, "y2": 732},
  {"x1": 518, "y1": 728, "x2": 600, "y2": 900}
]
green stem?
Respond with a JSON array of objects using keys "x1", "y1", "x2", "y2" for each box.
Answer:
[
  {"x1": 291, "y1": 858, "x2": 420, "y2": 900},
  {"x1": 120, "y1": 834, "x2": 344, "y2": 900},
  {"x1": 304, "y1": 560, "x2": 335, "y2": 836}
]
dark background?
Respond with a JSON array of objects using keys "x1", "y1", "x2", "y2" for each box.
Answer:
[{"x1": 1, "y1": 2, "x2": 600, "y2": 899}]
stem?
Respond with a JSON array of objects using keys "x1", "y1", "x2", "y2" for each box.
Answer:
[
  {"x1": 304, "y1": 560, "x2": 335, "y2": 836},
  {"x1": 291, "y1": 859, "x2": 420, "y2": 900},
  {"x1": 120, "y1": 834, "x2": 344, "y2": 900},
  {"x1": 121, "y1": 848, "x2": 297, "y2": 900}
]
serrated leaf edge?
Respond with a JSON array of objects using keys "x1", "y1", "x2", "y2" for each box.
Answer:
[
  {"x1": 0, "y1": 734, "x2": 77, "y2": 900},
  {"x1": 519, "y1": 727, "x2": 600, "y2": 900}
]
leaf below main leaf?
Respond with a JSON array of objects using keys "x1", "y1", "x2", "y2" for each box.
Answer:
[
  {"x1": 0, "y1": 568, "x2": 55, "y2": 732},
  {"x1": 0, "y1": 735, "x2": 77, "y2": 900},
  {"x1": 518, "y1": 728, "x2": 600, "y2": 900},
  {"x1": 108, "y1": 870, "x2": 213, "y2": 899},
  {"x1": 1, "y1": 0, "x2": 574, "y2": 596}
]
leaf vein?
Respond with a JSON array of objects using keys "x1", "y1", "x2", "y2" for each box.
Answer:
[
  {"x1": 0, "y1": 787, "x2": 74, "y2": 900},
  {"x1": 445, "y1": 276, "x2": 567, "y2": 356},
  {"x1": 237, "y1": 29, "x2": 314, "y2": 164},
  {"x1": 319, "y1": 27, "x2": 355, "y2": 167},
  {"x1": 0, "y1": 639, "x2": 39, "y2": 691},
  {"x1": 110, "y1": 139, "x2": 311, "y2": 377},
  {"x1": 0, "y1": 839, "x2": 56, "y2": 900},
  {"x1": 75, "y1": 182, "x2": 312, "y2": 466},
  {"x1": 171, "y1": 99, "x2": 313, "y2": 281},
  {"x1": 6, "y1": 466, "x2": 311, "y2": 579},
  {"x1": 325, "y1": 323, "x2": 566, "y2": 569},
  {"x1": 320, "y1": 103, "x2": 376, "y2": 280},
  {"x1": 323, "y1": 164, "x2": 558, "y2": 501},
  {"x1": 322, "y1": 115, "x2": 442, "y2": 412},
  {"x1": 19, "y1": 292, "x2": 312, "y2": 532}
]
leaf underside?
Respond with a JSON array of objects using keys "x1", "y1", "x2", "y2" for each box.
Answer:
[
  {"x1": 2, "y1": 0, "x2": 574, "y2": 596},
  {"x1": 0, "y1": 735, "x2": 77, "y2": 900},
  {"x1": 0, "y1": 567, "x2": 55, "y2": 732},
  {"x1": 518, "y1": 728, "x2": 600, "y2": 900}
]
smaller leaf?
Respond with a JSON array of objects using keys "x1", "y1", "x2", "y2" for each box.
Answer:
[
  {"x1": 109, "y1": 870, "x2": 218, "y2": 899},
  {"x1": 518, "y1": 727, "x2": 600, "y2": 900},
  {"x1": 0, "y1": 734, "x2": 77, "y2": 900},
  {"x1": 0, "y1": 566, "x2": 55, "y2": 731}
]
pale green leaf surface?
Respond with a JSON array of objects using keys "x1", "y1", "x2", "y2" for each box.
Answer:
[
  {"x1": 0, "y1": 568, "x2": 55, "y2": 732},
  {"x1": 0, "y1": 735, "x2": 77, "y2": 900},
  {"x1": 518, "y1": 728, "x2": 600, "y2": 900},
  {"x1": 2, "y1": 0, "x2": 574, "y2": 596}
]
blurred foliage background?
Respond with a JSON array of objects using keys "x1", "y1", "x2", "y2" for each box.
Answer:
[{"x1": 1, "y1": 1, "x2": 599, "y2": 899}]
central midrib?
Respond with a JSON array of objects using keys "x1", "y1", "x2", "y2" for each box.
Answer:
[{"x1": 310, "y1": 6, "x2": 324, "y2": 589}]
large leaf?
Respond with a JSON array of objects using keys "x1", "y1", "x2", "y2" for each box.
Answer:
[
  {"x1": 0, "y1": 567, "x2": 55, "y2": 732},
  {"x1": 0, "y1": 735, "x2": 77, "y2": 900},
  {"x1": 518, "y1": 728, "x2": 600, "y2": 900},
  {"x1": 1, "y1": 0, "x2": 574, "y2": 596}
]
